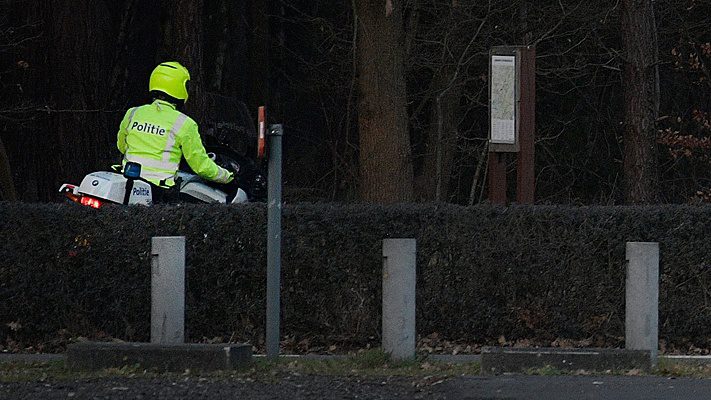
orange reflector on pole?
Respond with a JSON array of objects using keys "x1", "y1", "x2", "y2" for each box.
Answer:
[{"x1": 258, "y1": 106, "x2": 266, "y2": 159}]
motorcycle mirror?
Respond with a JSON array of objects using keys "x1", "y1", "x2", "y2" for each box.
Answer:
[{"x1": 257, "y1": 105, "x2": 267, "y2": 160}]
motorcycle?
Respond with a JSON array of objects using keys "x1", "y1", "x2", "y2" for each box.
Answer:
[{"x1": 59, "y1": 134, "x2": 267, "y2": 208}]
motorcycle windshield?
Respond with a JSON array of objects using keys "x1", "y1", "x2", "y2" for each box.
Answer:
[{"x1": 202, "y1": 93, "x2": 256, "y2": 150}]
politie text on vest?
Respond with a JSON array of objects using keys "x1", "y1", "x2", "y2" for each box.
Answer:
[{"x1": 131, "y1": 121, "x2": 166, "y2": 136}]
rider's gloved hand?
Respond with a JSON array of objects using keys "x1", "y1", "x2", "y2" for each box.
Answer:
[{"x1": 212, "y1": 166, "x2": 234, "y2": 184}]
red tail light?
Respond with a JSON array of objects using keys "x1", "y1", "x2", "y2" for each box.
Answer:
[{"x1": 80, "y1": 196, "x2": 103, "y2": 209}]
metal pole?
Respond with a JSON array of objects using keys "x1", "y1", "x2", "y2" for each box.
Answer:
[
  {"x1": 382, "y1": 239, "x2": 417, "y2": 361},
  {"x1": 266, "y1": 124, "x2": 283, "y2": 359},
  {"x1": 151, "y1": 236, "x2": 185, "y2": 344},
  {"x1": 625, "y1": 242, "x2": 659, "y2": 365}
]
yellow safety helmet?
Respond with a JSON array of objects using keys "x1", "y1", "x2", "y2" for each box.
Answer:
[{"x1": 149, "y1": 61, "x2": 190, "y2": 102}]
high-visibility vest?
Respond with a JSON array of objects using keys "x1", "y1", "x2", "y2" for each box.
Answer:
[{"x1": 116, "y1": 99, "x2": 231, "y2": 187}]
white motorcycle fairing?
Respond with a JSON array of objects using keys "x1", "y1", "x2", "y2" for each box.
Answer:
[{"x1": 60, "y1": 171, "x2": 248, "y2": 206}]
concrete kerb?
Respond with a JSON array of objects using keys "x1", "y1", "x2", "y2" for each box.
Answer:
[
  {"x1": 66, "y1": 342, "x2": 252, "y2": 372},
  {"x1": 0, "y1": 353, "x2": 66, "y2": 364},
  {"x1": 661, "y1": 355, "x2": 711, "y2": 367},
  {"x1": 480, "y1": 347, "x2": 652, "y2": 374}
]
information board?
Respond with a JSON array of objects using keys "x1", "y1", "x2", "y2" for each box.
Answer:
[{"x1": 490, "y1": 55, "x2": 517, "y2": 145}]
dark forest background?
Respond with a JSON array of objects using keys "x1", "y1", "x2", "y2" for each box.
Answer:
[{"x1": 2, "y1": 0, "x2": 711, "y2": 205}]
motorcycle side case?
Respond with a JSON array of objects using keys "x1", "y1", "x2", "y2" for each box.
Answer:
[
  {"x1": 177, "y1": 172, "x2": 248, "y2": 204},
  {"x1": 78, "y1": 171, "x2": 153, "y2": 205},
  {"x1": 179, "y1": 181, "x2": 248, "y2": 204},
  {"x1": 180, "y1": 181, "x2": 227, "y2": 203}
]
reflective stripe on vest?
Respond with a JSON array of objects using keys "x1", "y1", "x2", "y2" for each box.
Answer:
[
  {"x1": 214, "y1": 167, "x2": 230, "y2": 183},
  {"x1": 141, "y1": 170, "x2": 176, "y2": 181},
  {"x1": 126, "y1": 107, "x2": 139, "y2": 128},
  {"x1": 162, "y1": 114, "x2": 188, "y2": 163},
  {"x1": 123, "y1": 155, "x2": 179, "y2": 171}
]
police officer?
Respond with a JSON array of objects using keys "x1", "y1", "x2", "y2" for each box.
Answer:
[{"x1": 117, "y1": 61, "x2": 233, "y2": 202}]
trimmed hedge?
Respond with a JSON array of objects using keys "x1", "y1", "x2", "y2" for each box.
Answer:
[{"x1": 1, "y1": 203, "x2": 711, "y2": 352}]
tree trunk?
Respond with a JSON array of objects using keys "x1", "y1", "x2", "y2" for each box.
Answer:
[
  {"x1": 621, "y1": 0, "x2": 659, "y2": 204},
  {"x1": 354, "y1": 0, "x2": 413, "y2": 203},
  {"x1": 206, "y1": 0, "x2": 229, "y2": 92},
  {"x1": 247, "y1": 0, "x2": 270, "y2": 110},
  {"x1": 159, "y1": 0, "x2": 207, "y2": 122},
  {"x1": 222, "y1": 1, "x2": 249, "y2": 101},
  {"x1": 0, "y1": 136, "x2": 17, "y2": 201},
  {"x1": 44, "y1": 0, "x2": 113, "y2": 196},
  {"x1": 417, "y1": 66, "x2": 461, "y2": 201}
]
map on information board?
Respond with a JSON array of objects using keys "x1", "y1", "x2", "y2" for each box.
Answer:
[{"x1": 490, "y1": 55, "x2": 516, "y2": 144}]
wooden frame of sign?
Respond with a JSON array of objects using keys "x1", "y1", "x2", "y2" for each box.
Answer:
[{"x1": 487, "y1": 46, "x2": 536, "y2": 204}]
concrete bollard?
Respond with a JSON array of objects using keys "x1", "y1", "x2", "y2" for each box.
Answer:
[
  {"x1": 382, "y1": 239, "x2": 416, "y2": 361},
  {"x1": 625, "y1": 242, "x2": 659, "y2": 364},
  {"x1": 151, "y1": 236, "x2": 186, "y2": 344}
]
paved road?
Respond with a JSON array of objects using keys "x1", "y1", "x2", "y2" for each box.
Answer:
[
  {"x1": 2, "y1": 375, "x2": 428, "y2": 400},
  {"x1": 2, "y1": 374, "x2": 711, "y2": 399},
  {"x1": 436, "y1": 375, "x2": 711, "y2": 400}
]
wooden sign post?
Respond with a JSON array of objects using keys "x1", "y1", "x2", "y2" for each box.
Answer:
[{"x1": 488, "y1": 46, "x2": 536, "y2": 204}]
